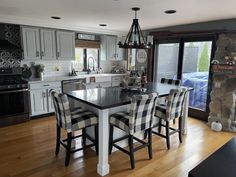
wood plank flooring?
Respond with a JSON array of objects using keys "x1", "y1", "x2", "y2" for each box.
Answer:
[{"x1": 0, "y1": 116, "x2": 234, "y2": 177}]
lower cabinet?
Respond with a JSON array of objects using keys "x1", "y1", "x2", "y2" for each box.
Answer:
[{"x1": 29, "y1": 82, "x2": 61, "y2": 116}]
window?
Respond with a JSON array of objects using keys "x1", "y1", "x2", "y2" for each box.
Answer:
[{"x1": 75, "y1": 48, "x2": 99, "y2": 71}]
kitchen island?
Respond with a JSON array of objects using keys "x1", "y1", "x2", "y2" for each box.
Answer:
[{"x1": 67, "y1": 83, "x2": 192, "y2": 176}]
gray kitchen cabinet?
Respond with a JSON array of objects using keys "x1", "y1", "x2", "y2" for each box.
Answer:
[
  {"x1": 40, "y1": 29, "x2": 57, "y2": 60},
  {"x1": 100, "y1": 35, "x2": 124, "y2": 60},
  {"x1": 22, "y1": 27, "x2": 41, "y2": 60},
  {"x1": 29, "y1": 82, "x2": 61, "y2": 116},
  {"x1": 56, "y1": 31, "x2": 75, "y2": 60}
]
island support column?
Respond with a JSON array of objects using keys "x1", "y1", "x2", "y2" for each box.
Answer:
[{"x1": 97, "y1": 109, "x2": 110, "y2": 176}]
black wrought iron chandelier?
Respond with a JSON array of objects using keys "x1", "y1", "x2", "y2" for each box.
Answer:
[{"x1": 118, "y1": 7, "x2": 153, "y2": 49}]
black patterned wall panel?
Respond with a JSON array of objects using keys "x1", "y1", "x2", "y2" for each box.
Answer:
[
  {"x1": 0, "y1": 24, "x2": 22, "y2": 68},
  {"x1": 0, "y1": 51, "x2": 21, "y2": 68}
]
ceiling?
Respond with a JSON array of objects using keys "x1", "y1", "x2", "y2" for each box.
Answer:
[{"x1": 0, "y1": 0, "x2": 236, "y2": 35}]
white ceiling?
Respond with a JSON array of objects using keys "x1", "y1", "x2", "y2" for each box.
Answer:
[{"x1": 0, "y1": 0, "x2": 236, "y2": 35}]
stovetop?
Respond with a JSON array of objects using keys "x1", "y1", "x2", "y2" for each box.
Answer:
[{"x1": 0, "y1": 67, "x2": 28, "y2": 90}]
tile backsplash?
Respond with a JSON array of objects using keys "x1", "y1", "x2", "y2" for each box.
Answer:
[
  {"x1": 21, "y1": 60, "x2": 73, "y2": 77},
  {"x1": 0, "y1": 50, "x2": 22, "y2": 68},
  {"x1": 21, "y1": 59, "x2": 127, "y2": 77}
]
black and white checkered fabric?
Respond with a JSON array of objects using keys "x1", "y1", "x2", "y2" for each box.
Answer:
[
  {"x1": 161, "y1": 78, "x2": 181, "y2": 86},
  {"x1": 110, "y1": 93, "x2": 158, "y2": 135},
  {"x1": 50, "y1": 90, "x2": 98, "y2": 133},
  {"x1": 155, "y1": 88, "x2": 187, "y2": 121}
]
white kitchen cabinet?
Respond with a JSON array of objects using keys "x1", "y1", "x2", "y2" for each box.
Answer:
[
  {"x1": 40, "y1": 29, "x2": 57, "y2": 60},
  {"x1": 56, "y1": 31, "x2": 75, "y2": 60},
  {"x1": 29, "y1": 82, "x2": 61, "y2": 116},
  {"x1": 100, "y1": 35, "x2": 124, "y2": 60},
  {"x1": 30, "y1": 89, "x2": 48, "y2": 115},
  {"x1": 111, "y1": 76, "x2": 123, "y2": 87},
  {"x1": 22, "y1": 27, "x2": 75, "y2": 61},
  {"x1": 48, "y1": 87, "x2": 61, "y2": 112},
  {"x1": 22, "y1": 27, "x2": 41, "y2": 60}
]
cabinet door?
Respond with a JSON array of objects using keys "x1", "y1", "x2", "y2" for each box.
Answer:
[
  {"x1": 22, "y1": 27, "x2": 40, "y2": 60},
  {"x1": 106, "y1": 36, "x2": 117, "y2": 60},
  {"x1": 100, "y1": 35, "x2": 107, "y2": 60},
  {"x1": 48, "y1": 87, "x2": 61, "y2": 113},
  {"x1": 30, "y1": 89, "x2": 47, "y2": 116},
  {"x1": 56, "y1": 31, "x2": 75, "y2": 60},
  {"x1": 116, "y1": 37, "x2": 124, "y2": 60},
  {"x1": 40, "y1": 29, "x2": 56, "y2": 60}
]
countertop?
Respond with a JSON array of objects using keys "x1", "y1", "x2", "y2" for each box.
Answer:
[
  {"x1": 66, "y1": 82, "x2": 191, "y2": 109},
  {"x1": 27, "y1": 73, "x2": 128, "y2": 84}
]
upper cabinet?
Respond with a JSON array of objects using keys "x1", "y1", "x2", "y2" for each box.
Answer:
[
  {"x1": 22, "y1": 27, "x2": 41, "y2": 60},
  {"x1": 100, "y1": 35, "x2": 124, "y2": 60},
  {"x1": 56, "y1": 31, "x2": 75, "y2": 60},
  {"x1": 22, "y1": 27, "x2": 75, "y2": 60},
  {"x1": 40, "y1": 29, "x2": 57, "y2": 60}
]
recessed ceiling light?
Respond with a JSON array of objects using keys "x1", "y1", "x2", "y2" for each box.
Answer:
[
  {"x1": 51, "y1": 16, "x2": 61, "y2": 19},
  {"x1": 164, "y1": 10, "x2": 176, "y2": 14},
  {"x1": 99, "y1": 24, "x2": 107, "y2": 27}
]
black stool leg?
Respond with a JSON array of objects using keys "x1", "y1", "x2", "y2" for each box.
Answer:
[
  {"x1": 129, "y1": 135, "x2": 135, "y2": 169},
  {"x1": 148, "y1": 128, "x2": 153, "y2": 159},
  {"x1": 95, "y1": 125, "x2": 99, "y2": 155},
  {"x1": 144, "y1": 130, "x2": 148, "y2": 139},
  {"x1": 166, "y1": 121, "x2": 170, "y2": 150},
  {"x1": 65, "y1": 132, "x2": 72, "y2": 166},
  {"x1": 158, "y1": 119, "x2": 162, "y2": 133},
  {"x1": 178, "y1": 117, "x2": 182, "y2": 143},
  {"x1": 109, "y1": 125, "x2": 114, "y2": 154},
  {"x1": 55, "y1": 125, "x2": 61, "y2": 155},
  {"x1": 82, "y1": 129, "x2": 86, "y2": 145}
]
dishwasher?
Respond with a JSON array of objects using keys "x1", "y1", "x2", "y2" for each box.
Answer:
[{"x1": 62, "y1": 78, "x2": 86, "y2": 108}]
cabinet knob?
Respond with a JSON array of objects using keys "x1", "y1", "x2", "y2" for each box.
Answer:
[
  {"x1": 42, "y1": 92, "x2": 46, "y2": 98},
  {"x1": 36, "y1": 51, "x2": 40, "y2": 57},
  {"x1": 57, "y1": 51, "x2": 60, "y2": 58},
  {"x1": 41, "y1": 51, "x2": 44, "y2": 57}
]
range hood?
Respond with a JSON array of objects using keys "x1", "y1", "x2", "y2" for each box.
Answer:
[
  {"x1": 0, "y1": 24, "x2": 22, "y2": 51},
  {"x1": 0, "y1": 39, "x2": 21, "y2": 50}
]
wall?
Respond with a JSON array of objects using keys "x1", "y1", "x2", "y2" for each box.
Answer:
[
  {"x1": 146, "y1": 18, "x2": 236, "y2": 33},
  {"x1": 208, "y1": 33, "x2": 236, "y2": 132},
  {"x1": 0, "y1": 24, "x2": 22, "y2": 68}
]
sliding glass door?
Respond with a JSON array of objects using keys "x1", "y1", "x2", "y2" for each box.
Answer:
[
  {"x1": 154, "y1": 37, "x2": 216, "y2": 121},
  {"x1": 154, "y1": 43, "x2": 179, "y2": 82}
]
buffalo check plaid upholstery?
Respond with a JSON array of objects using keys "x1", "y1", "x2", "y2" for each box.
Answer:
[
  {"x1": 155, "y1": 88, "x2": 187, "y2": 121},
  {"x1": 110, "y1": 92, "x2": 158, "y2": 135},
  {"x1": 161, "y1": 78, "x2": 181, "y2": 86},
  {"x1": 50, "y1": 90, "x2": 98, "y2": 133}
]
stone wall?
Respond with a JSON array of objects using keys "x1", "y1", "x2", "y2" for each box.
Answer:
[{"x1": 208, "y1": 33, "x2": 236, "y2": 132}]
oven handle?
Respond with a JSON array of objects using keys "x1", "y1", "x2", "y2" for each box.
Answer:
[{"x1": 0, "y1": 88, "x2": 29, "y2": 94}]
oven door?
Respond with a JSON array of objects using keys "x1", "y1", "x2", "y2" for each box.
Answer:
[{"x1": 0, "y1": 88, "x2": 29, "y2": 117}]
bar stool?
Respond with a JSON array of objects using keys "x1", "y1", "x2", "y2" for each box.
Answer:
[
  {"x1": 109, "y1": 93, "x2": 158, "y2": 169},
  {"x1": 50, "y1": 89, "x2": 98, "y2": 166},
  {"x1": 160, "y1": 78, "x2": 181, "y2": 124},
  {"x1": 153, "y1": 88, "x2": 187, "y2": 149}
]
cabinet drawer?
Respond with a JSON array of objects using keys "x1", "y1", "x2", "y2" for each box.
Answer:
[
  {"x1": 30, "y1": 81, "x2": 61, "y2": 90},
  {"x1": 112, "y1": 76, "x2": 122, "y2": 82}
]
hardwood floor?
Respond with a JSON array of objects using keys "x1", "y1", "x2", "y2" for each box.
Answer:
[{"x1": 0, "y1": 116, "x2": 234, "y2": 177}]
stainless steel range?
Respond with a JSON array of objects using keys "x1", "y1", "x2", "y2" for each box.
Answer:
[{"x1": 0, "y1": 67, "x2": 29, "y2": 127}]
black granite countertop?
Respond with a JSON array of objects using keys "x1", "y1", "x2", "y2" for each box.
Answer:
[{"x1": 67, "y1": 82, "x2": 192, "y2": 110}]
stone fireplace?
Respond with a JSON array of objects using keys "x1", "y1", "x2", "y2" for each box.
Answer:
[{"x1": 208, "y1": 33, "x2": 236, "y2": 132}]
